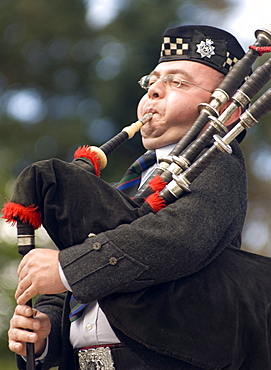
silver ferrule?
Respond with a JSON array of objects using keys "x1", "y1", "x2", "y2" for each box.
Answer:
[
  {"x1": 157, "y1": 155, "x2": 173, "y2": 171},
  {"x1": 239, "y1": 111, "x2": 258, "y2": 129},
  {"x1": 208, "y1": 116, "x2": 229, "y2": 133},
  {"x1": 232, "y1": 89, "x2": 251, "y2": 108},
  {"x1": 198, "y1": 102, "x2": 220, "y2": 117},
  {"x1": 164, "y1": 173, "x2": 191, "y2": 199},
  {"x1": 17, "y1": 234, "x2": 35, "y2": 246},
  {"x1": 172, "y1": 155, "x2": 190, "y2": 171},
  {"x1": 210, "y1": 89, "x2": 230, "y2": 106},
  {"x1": 213, "y1": 134, "x2": 232, "y2": 154},
  {"x1": 255, "y1": 26, "x2": 271, "y2": 46},
  {"x1": 163, "y1": 161, "x2": 183, "y2": 177},
  {"x1": 158, "y1": 155, "x2": 173, "y2": 165}
]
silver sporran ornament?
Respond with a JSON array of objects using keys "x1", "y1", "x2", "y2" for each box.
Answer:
[{"x1": 196, "y1": 39, "x2": 215, "y2": 58}]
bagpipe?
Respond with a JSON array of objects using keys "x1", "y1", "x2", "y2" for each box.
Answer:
[{"x1": 3, "y1": 25, "x2": 271, "y2": 369}]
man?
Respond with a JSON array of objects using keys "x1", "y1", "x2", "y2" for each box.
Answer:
[{"x1": 8, "y1": 24, "x2": 265, "y2": 369}]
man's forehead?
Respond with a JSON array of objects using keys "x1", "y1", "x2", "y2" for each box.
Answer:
[{"x1": 151, "y1": 60, "x2": 218, "y2": 77}]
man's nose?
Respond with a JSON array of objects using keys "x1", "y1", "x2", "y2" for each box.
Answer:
[{"x1": 147, "y1": 79, "x2": 166, "y2": 99}]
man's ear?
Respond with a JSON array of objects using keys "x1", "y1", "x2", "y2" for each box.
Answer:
[{"x1": 219, "y1": 101, "x2": 242, "y2": 128}]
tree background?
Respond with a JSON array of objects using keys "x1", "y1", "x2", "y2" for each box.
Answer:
[{"x1": 0, "y1": 0, "x2": 270, "y2": 367}]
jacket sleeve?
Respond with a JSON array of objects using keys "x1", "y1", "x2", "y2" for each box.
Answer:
[{"x1": 59, "y1": 141, "x2": 247, "y2": 303}]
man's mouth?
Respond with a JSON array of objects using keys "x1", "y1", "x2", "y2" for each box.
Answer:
[{"x1": 145, "y1": 108, "x2": 158, "y2": 115}]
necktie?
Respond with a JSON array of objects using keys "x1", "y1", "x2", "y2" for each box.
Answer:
[
  {"x1": 116, "y1": 151, "x2": 156, "y2": 197},
  {"x1": 69, "y1": 295, "x2": 88, "y2": 322}
]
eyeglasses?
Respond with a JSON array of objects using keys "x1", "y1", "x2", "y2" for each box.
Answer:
[{"x1": 138, "y1": 73, "x2": 213, "y2": 93}]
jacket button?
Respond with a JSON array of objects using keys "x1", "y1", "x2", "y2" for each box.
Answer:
[
  {"x1": 93, "y1": 242, "x2": 101, "y2": 250},
  {"x1": 109, "y1": 257, "x2": 118, "y2": 265}
]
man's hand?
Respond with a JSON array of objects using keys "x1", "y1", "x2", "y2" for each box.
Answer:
[
  {"x1": 15, "y1": 249, "x2": 66, "y2": 305},
  {"x1": 8, "y1": 305, "x2": 51, "y2": 357}
]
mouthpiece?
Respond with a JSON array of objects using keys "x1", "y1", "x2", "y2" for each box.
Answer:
[
  {"x1": 140, "y1": 113, "x2": 153, "y2": 125},
  {"x1": 122, "y1": 113, "x2": 153, "y2": 139}
]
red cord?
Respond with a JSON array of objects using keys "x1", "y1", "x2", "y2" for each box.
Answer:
[{"x1": 249, "y1": 45, "x2": 271, "y2": 56}]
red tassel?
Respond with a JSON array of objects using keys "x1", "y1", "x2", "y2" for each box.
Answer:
[
  {"x1": 148, "y1": 175, "x2": 167, "y2": 192},
  {"x1": 2, "y1": 202, "x2": 42, "y2": 230},
  {"x1": 145, "y1": 192, "x2": 166, "y2": 213},
  {"x1": 74, "y1": 146, "x2": 101, "y2": 176}
]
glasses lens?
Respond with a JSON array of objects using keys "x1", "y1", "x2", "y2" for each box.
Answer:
[
  {"x1": 139, "y1": 74, "x2": 183, "y2": 90},
  {"x1": 139, "y1": 75, "x2": 150, "y2": 90},
  {"x1": 167, "y1": 74, "x2": 182, "y2": 88}
]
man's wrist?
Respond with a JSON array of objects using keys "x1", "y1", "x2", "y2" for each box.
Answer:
[
  {"x1": 58, "y1": 261, "x2": 72, "y2": 291},
  {"x1": 35, "y1": 337, "x2": 49, "y2": 358}
]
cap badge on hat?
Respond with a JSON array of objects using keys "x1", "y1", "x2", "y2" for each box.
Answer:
[{"x1": 196, "y1": 39, "x2": 215, "y2": 58}]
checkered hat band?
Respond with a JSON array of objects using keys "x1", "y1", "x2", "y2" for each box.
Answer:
[
  {"x1": 161, "y1": 37, "x2": 190, "y2": 57},
  {"x1": 222, "y1": 51, "x2": 239, "y2": 72}
]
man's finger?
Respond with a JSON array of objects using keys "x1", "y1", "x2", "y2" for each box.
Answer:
[
  {"x1": 12, "y1": 313, "x2": 41, "y2": 332},
  {"x1": 15, "y1": 276, "x2": 32, "y2": 301},
  {"x1": 8, "y1": 339, "x2": 25, "y2": 356},
  {"x1": 17, "y1": 253, "x2": 28, "y2": 277},
  {"x1": 14, "y1": 304, "x2": 33, "y2": 317},
  {"x1": 16, "y1": 285, "x2": 37, "y2": 306}
]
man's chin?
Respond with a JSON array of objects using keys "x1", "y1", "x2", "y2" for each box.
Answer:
[
  {"x1": 142, "y1": 137, "x2": 168, "y2": 150},
  {"x1": 142, "y1": 137, "x2": 156, "y2": 150}
]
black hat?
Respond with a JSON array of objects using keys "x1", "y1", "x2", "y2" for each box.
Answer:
[{"x1": 159, "y1": 25, "x2": 245, "y2": 75}]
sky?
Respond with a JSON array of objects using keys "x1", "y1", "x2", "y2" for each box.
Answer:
[
  {"x1": 222, "y1": 0, "x2": 271, "y2": 50},
  {"x1": 85, "y1": 0, "x2": 271, "y2": 51}
]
